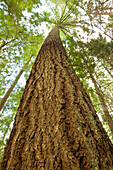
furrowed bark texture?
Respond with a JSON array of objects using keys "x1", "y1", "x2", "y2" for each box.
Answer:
[{"x1": 1, "y1": 26, "x2": 113, "y2": 170}]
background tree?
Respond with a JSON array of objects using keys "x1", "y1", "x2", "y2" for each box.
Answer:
[
  {"x1": 0, "y1": 54, "x2": 33, "y2": 111},
  {"x1": 65, "y1": 35, "x2": 113, "y2": 139},
  {"x1": 0, "y1": 0, "x2": 44, "y2": 157}
]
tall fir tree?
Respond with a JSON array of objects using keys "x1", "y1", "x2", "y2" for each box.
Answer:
[{"x1": 1, "y1": 24, "x2": 113, "y2": 169}]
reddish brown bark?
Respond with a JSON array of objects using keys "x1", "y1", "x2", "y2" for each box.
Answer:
[{"x1": 0, "y1": 25, "x2": 113, "y2": 169}]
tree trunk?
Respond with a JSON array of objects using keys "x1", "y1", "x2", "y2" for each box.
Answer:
[
  {"x1": 0, "y1": 38, "x2": 16, "y2": 51},
  {"x1": 102, "y1": 64, "x2": 113, "y2": 79},
  {"x1": 85, "y1": 63, "x2": 113, "y2": 136},
  {"x1": 102, "y1": 58, "x2": 113, "y2": 70},
  {"x1": 1, "y1": 25, "x2": 113, "y2": 170},
  {"x1": 0, "y1": 55, "x2": 33, "y2": 111}
]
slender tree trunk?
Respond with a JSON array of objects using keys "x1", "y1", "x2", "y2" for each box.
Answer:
[
  {"x1": 1, "y1": 25, "x2": 113, "y2": 170},
  {"x1": 102, "y1": 58, "x2": 113, "y2": 70},
  {"x1": 0, "y1": 38, "x2": 16, "y2": 51},
  {"x1": 85, "y1": 64, "x2": 113, "y2": 136},
  {"x1": 102, "y1": 64, "x2": 113, "y2": 78},
  {"x1": 0, "y1": 55, "x2": 33, "y2": 111}
]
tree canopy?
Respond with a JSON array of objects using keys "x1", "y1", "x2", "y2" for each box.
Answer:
[{"x1": 0, "y1": 0, "x2": 113, "y2": 159}]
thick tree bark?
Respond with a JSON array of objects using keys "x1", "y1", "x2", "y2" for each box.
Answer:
[
  {"x1": 1, "y1": 25, "x2": 113, "y2": 169},
  {"x1": 0, "y1": 55, "x2": 33, "y2": 111}
]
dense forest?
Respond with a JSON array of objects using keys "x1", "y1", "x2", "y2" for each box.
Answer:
[{"x1": 0, "y1": 0, "x2": 113, "y2": 168}]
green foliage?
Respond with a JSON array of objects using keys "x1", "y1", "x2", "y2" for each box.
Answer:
[{"x1": 66, "y1": 34, "x2": 113, "y2": 141}]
